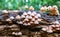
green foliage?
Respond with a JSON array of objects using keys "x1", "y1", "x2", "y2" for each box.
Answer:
[{"x1": 0, "y1": 0, "x2": 60, "y2": 12}]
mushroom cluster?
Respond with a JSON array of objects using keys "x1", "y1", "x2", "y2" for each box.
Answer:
[
  {"x1": 42, "y1": 21, "x2": 60, "y2": 33},
  {"x1": 16, "y1": 11, "x2": 41, "y2": 26},
  {"x1": 40, "y1": 6, "x2": 47, "y2": 12},
  {"x1": 40, "y1": 5, "x2": 59, "y2": 16},
  {"x1": 48, "y1": 5, "x2": 59, "y2": 16}
]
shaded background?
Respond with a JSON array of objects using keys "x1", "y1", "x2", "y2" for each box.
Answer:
[{"x1": 0, "y1": 0, "x2": 60, "y2": 11}]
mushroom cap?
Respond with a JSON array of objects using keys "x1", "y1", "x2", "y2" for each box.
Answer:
[
  {"x1": 6, "y1": 18, "x2": 11, "y2": 21},
  {"x1": 52, "y1": 21, "x2": 59, "y2": 24},
  {"x1": 27, "y1": 11, "x2": 31, "y2": 14},
  {"x1": 24, "y1": 18, "x2": 29, "y2": 21},
  {"x1": 55, "y1": 25, "x2": 59, "y2": 27},
  {"x1": 21, "y1": 15, "x2": 25, "y2": 18},
  {"x1": 35, "y1": 16, "x2": 38, "y2": 18},
  {"x1": 29, "y1": 16, "x2": 32, "y2": 19},
  {"x1": 51, "y1": 25, "x2": 56, "y2": 27},
  {"x1": 34, "y1": 21, "x2": 39, "y2": 24},
  {"x1": 26, "y1": 16, "x2": 29, "y2": 19},
  {"x1": 30, "y1": 21, "x2": 34, "y2": 24},
  {"x1": 53, "y1": 5, "x2": 58, "y2": 9},
  {"x1": 16, "y1": 15, "x2": 20, "y2": 19},
  {"x1": 48, "y1": 6, "x2": 53, "y2": 10},
  {"x1": 31, "y1": 13, "x2": 34, "y2": 16},
  {"x1": 32, "y1": 11, "x2": 37, "y2": 15},
  {"x1": 36, "y1": 14, "x2": 41, "y2": 17},
  {"x1": 23, "y1": 23, "x2": 28, "y2": 26},
  {"x1": 42, "y1": 27, "x2": 47, "y2": 31},
  {"x1": 10, "y1": 16, "x2": 14, "y2": 19},
  {"x1": 32, "y1": 18, "x2": 35, "y2": 21},
  {"x1": 2, "y1": 10, "x2": 8, "y2": 13},
  {"x1": 23, "y1": 12, "x2": 27, "y2": 15},
  {"x1": 17, "y1": 21, "x2": 23, "y2": 24},
  {"x1": 28, "y1": 23, "x2": 31, "y2": 25},
  {"x1": 12, "y1": 32, "x2": 15, "y2": 34},
  {"x1": 47, "y1": 29, "x2": 53, "y2": 33},
  {"x1": 18, "y1": 32, "x2": 22, "y2": 35},
  {"x1": 44, "y1": 6, "x2": 47, "y2": 9},
  {"x1": 29, "y1": 6, "x2": 34, "y2": 11},
  {"x1": 40, "y1": 7, "x2": 45, "y2": 10}
]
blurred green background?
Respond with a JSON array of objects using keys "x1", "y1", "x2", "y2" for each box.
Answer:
[{"x1": 0, "y1": 0, "x2": 60, "y2": 11}]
